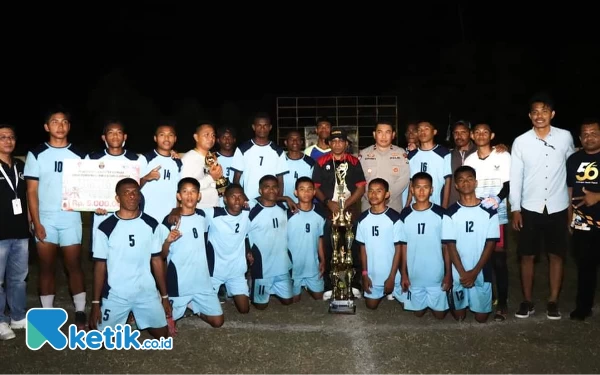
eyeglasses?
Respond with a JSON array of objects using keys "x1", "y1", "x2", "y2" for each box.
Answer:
[
  {"x1": 0, "y1": 135, "x2": 16, "y2": 142},
  {"x1": 537, "y1": 137, "x2": 555, "y2": 150}
]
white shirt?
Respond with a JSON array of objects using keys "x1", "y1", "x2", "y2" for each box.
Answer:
[
  {"x1": 509, "y1": 126, "x2": 575, "y2": 214},
  {"x1": 181, "y1": 149, "x2": 219, "y2": 208}
]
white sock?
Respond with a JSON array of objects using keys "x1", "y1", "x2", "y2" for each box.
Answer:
[
  {"x1": 73, "y1": 292, "x2": 86, "y2": 312},
  {"x1": 40, "y1": 295, "x2": 55, "y2": 308}
]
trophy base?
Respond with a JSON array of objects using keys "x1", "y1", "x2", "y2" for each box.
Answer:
[{"x1": 328, "y1": 299, "x2": 356, "y2": 314}]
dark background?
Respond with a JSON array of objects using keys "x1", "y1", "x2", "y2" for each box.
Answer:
[{"x1": 1, "y1": 3, "x2": 599, "y2": 155}]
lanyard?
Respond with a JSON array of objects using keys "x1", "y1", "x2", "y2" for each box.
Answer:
[{"x1": 0, "y1": 163, "x2": 18, "y2": 197}]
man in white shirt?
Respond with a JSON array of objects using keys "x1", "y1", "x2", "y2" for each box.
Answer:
[
  {"x1": 181, "y1": 123, "x2": 223, "y2": 208},
  {"x1": 509, "y1": 93, "x2": 576, "y2": 320}
]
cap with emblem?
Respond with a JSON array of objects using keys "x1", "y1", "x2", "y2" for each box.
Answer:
[{"x1": 328, "y1": 128, "x2": 351, "y2": 143}]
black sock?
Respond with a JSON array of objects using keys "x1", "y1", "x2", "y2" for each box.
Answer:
[{"x1": 493, "y1": 251, "x2": 508, "y2": 308}]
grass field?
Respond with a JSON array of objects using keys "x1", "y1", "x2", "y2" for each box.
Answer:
[{"x1": 1, "y1": 212, "x2": 599, "y2": 374}]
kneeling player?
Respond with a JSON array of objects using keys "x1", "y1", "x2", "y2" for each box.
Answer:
[
  {"x1": 160, "y1": 177, "x2": 224, "y2": 328},
  {"x1": 203, "y1": 183, "x2": 251, "y2": 314},
  {"x1": 399, "y1": 172, "x2": 453, "y2": 319},
  {"x1": 356, "y1": 178, "x2": 403, "y2": 309},
  {"x1": 287, "y1": 177, "x2": 326, "y2": 302},
  {"x1": 248, "y1": 175, "x2": 293, "y2": 309},
  {"x1": 446, "y1": 166, "x2": 499, "y2": 323},
  {"x1": 89, "y1": 178, "x2": 170, "y2": 339}
]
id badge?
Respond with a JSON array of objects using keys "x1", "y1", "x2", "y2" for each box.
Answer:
[{"x1": 12, "y1": 198, "x2": 22, "y2": 215}]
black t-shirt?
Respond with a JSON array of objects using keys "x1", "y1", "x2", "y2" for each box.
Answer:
[
  {"x1": 566, "y1": 150, "x2": 600, "y2": 231},
  {"x1": 0, "y1": 158, "x2": 30, "y2": 239}
]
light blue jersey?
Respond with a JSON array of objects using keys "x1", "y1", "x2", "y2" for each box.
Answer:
[
  {"x1": 287, "y1": 205, "x2": 326, "y2": 279},
  {"x1": 231, "y1": 140, "x2": 289, "y2": 203},
  {"x1": 283, "y1": 155, "x2": 315, "y2": 202},
  {"x1": 446, "y1": 202, "x2": 500, "y2": 285},
  {"x1": 23, "y1": 143, "x2": 86, "y2": 214},
  {"x1": 407, "y1": 145, "x2": 451, "y2": 205},
  {"x1": 140, "y1": 150, "x2": 181, "y2": 223},
  {"x1": 217, "y1": 152, "x2": 235, "y2": 184},
  {"x1": 248, "y1": 201, "x2": 290, "y2": 279},
  {"x1": 93, "y1": 212, "x2": 162, "y2": 302},
  {"x1": 158, "y1": 210, "x2": 213, "y2": 296},
  {"x1": 203, "y1": 206, "x2": 251, "y2": 280},
  {"x1": 399, "y1": 203, "x2": 454, "y2": 287},
  {"x1": 86, "y1": 149, "x2": 142, "y2": 251},
  {"x1": 356, "y1": 207, "x2": 403, "y2": 286}
]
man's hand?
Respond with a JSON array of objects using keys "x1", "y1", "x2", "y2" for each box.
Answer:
[
  {"x1": 326, "y1": 200, "x2": 340, "y2": 213},
  {"x1": 143, "y1": 165, "x2": 161, "y2": 182},
  {"x1": 283, "y1": 196, "x2": 298, "y2": 212},
  {"x1": 246, "y1": 252, "x2": 254, "y2": 266},
  {"x1": 495, "y1": 144, "x2": 509, "y2": 153},
  {"x1": 512, "y1": 211, "x2": 523, "y2": 231},
  {"x1": 318, "y1": 261, "x2": 325, "y2": 278},
  {"x1": 88, "y1": 303, "x2": 101, "y2": 331},
  {"x1": 362, "y1": 274, "x2": 373, "y2": 294},
  {"x1": 208, "y1": 164, "x2": 223, "y2": 180},
  {"x1": 572, "y1": 187, "x2": 600, "y2": 208},
  {"x1": 459, "y1": 270, "x2": 477, "y2": 288},
  {"x1": 441, "y1": 273, "x2": 452, "y2": 291},
  {"x1": 170, "y1": 150, "x2": 180, "y2": 159},
  {"x1": 167, "y1": 207, "x2": 182, "y2": 225},
  {"x1": 401, "y1": 276, "x2": 410, "y2": 293},
  {"x1": 33, "y1": 222, "x2": 46, "y2": 242},
  {"x1": 162, "y1": 297, "x2": 172, "y2": 319},
  {"x1": 384, "y1": 275, "x2": 395, "y2": 295},
  {"x1": 481, "y1": 195, "x2": 501, "y2": 209},
  {"x1": 95, "y1": 208, "x2": 108, "y2": 215}
]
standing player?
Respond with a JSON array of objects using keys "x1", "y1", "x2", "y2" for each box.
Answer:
[
  {"x1": 24, "y1": 109, "x2": 88, "y2": 328},
  {"x1": 283, "y1": 130, "x2": 315, "y2": 203},
  {"x1": 567, "y1": 119, "x2": 600, "y2": 320},
  {"x1": 159, "y1": 177, "x2": 224, "y2": 328},
  {"x1": 404, "y1": 121, "x2": 452, "y2": 208},
  {"x1": 304, "y1": 117, "x2": 332, "y2": 161},
  {"x1": 231, "y1": 113, "x2": 288, "y2": 204},
  {"x1": 247, "y1": 175, "x2": 293, "y2": 309},
  {"x1": 446, "y1": 166, "x2": 500, "y2": 323},
  {"x1": 89, "y1": 178, "x2": 171, "y2": 339},
  {"x1": 140, "y1": 123, "x2": 182, "y2": 222},
  {"x1": 359, "y1": 120, "x2": 410, "y2": 213},
  {"x1": 509, "y1": 93, "x2": 575, "y2": 319},
  {"x1": 180, "y1": 122, "x2": 222, "y2": 209},
  {"x1": 216, "y1": 126, "x2": 237, "y2": 185},
  {"x1": 86, "y1": 120, "x2": 143, "y2": 254},
  {"x1": 203, "y1": 183, "x2": 251, "y2": 314},
  {"x1": 356, "y1": 178, "x2": 403, "y2": 309},
  {"x1": 399, "y1": 172, "x2": 453, "y2": 319},
  {"x1": 464, "y1": 121, "x2": 511, "y2": 321},
  {"x1": 287, "y1": 177, "x2": 326, "y2": 302}
]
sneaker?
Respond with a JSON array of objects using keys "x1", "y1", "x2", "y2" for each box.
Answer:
[
  {"x1": 546, "y1": 302, "x2": 561, "y2": 320},
  {"x1": 322, "y1": 290, "x2": 332, "y2": 300},
  {"x1": 0, "y1": 322, "x2": 16, "y2": 341},
  {"x1": 386, "y1": 294, "x2": 395, "y2": 301},
  {"x1": 10, "y1": 318, "x2": 26, "y2": 329},
  {"x1": 570, "y1": 308, "x2": 593, "y2": 321},
  {"x1": 494, "y1": 306, "x2": 508, "y2": 322},
  {"x1": 514, "y1": 301, "x2": 535, "y2": 318},
  {"x1": 352, "y1": 288, "x2": 362, "y2": 299},
  {"x1": 75, "y1": 311, "x2": 87, "y2": 330}
]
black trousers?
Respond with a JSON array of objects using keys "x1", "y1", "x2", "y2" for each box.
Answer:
[
  {"x1": 322, "y1": 219, "x2": 362, "y2": 292},
  {"x1": 572, "y1": 229, "x2": 600, "y2": 311}
]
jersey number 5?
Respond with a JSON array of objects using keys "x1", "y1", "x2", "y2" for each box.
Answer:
[{"x1": 129, "y1": 235, "x2": 135, "y2": 247}]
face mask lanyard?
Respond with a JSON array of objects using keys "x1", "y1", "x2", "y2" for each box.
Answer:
[{"x1": 0, "y1": 163, "x2": 18, "y2": 198}]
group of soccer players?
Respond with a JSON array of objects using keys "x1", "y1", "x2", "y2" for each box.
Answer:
[{"x1": 6, "y1": 92, "x2": 594, "y2": 343}]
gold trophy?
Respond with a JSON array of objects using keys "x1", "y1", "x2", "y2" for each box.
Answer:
[
  {"x1": 328, "y1": 161, "x2": 357, "y2": 314},
  {"x1": 204, "y1": 150, "x2": 230, "y2": 197}
]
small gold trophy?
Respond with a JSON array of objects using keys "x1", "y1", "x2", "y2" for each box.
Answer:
[
  {"x1": 328, "y1": 161, "x2": 357, "y2": 314},
  {"x1": 204, "y1": 150, "x2": 230, "y2": 197}
]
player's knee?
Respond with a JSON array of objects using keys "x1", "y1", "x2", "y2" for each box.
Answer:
[
  {"x1": 365, "y1": 299, "x2": 380, "y2": 310},
  {"x1": 413, "y1": 309, "x2": 426, "y2": 318},
  {"x1": 292, "y1": 295, "x2": 301, "y2": 303},
  {"x1": 474, "y1": 313, "x2": 489, "y2": 323},
  {"x1": 252, "y1": 302, "x2": 268, "y2": 310},
  {"x1": 211, "y1": 315, "x2": 225, "y2": 328},
  {"x1": 237, "y1": 305, "x2": 250, "y2": 314},
  {"x1": 280, "y1": 298, "x2": 293, "y2": 306}
]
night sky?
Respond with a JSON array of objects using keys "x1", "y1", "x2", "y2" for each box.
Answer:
[{"x1": 2, "y1": 4, "x2": 599, "y2": 155}]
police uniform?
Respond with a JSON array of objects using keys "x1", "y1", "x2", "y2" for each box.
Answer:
[{"x1": 358, "y1": 144, "x2": 410, "y2": 213}]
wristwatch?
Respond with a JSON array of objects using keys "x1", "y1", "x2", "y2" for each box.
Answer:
[{"x1": 323, "y1": 198, "x2": 330, "y2": 205}]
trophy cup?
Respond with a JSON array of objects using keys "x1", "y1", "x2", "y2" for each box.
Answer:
[
  {"x1": 204, "y1": 150, "x2": 230, "y2": 197},
  {"x1": 328, "y1": 161, "x2": 357, "y2": 314}
]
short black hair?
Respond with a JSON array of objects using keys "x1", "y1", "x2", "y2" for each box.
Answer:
[
  {"x1": 454, "y1": 165, "x2": 476, "y2": 180},
  {"x1": 369, "y1": 177, "x2": 389, "y2": 192},
  {"x1": 224, "y1": 183, "x2": 244, "y2": 196},
  {"x1": 259, "y1": 174, "x2": 278, "y2": 187},
  {"x1": 102, "y1": 119, "x2": 125, "y2": 135},
  {"x1": 115, "y1": 177, "x2": 139, "y2": 194},
  {"x1": 529, "y1": 91, "x2": 555, "y2": 111},
  {"x1": 295, "y1": 176, "x2": 314, "y2": 190},
  {"x1": 411, "y1": 172, "x2": 432, "y2": 185},
  {"x1": 177, "y1": 177, "x2": 200, "y2": 192}
]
